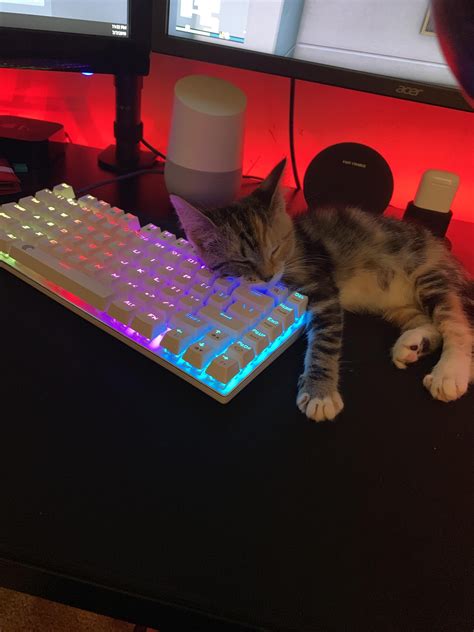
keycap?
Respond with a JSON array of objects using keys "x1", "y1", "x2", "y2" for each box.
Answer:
[
  {"x1": 0, "y1": 209, "x2": 17, "y2": 225},
  {"x1": 190, "y1": 282, "x2": 213, "y2": 301},
  {"x1": 175, "y1": 237, "x2": 193, "y2": 254},
  {"x1": 161, "y1": 327, "x2": 193, "y2": 355},
  {"x1": 286, "y1": 292, "x2": 308, "y2": 318},
  {"x1": 267, "y1": 283, "x2": 289, "y2": 303},
  {"x1": 120, "y1": 213, "x2": 141, "y2": 231},
  {"x1": 127, "y1": 266, "x2": 149, "y2": 282},
  {"x1": 243, "y1": 328, "x2": 270, "y2": 354},
  {"x1": 183, "y1": 340, "x2": 219, "y2": 370},
  {"x1": 136, "y1": 290, "x2": 159, "y2": 305},
  {"x1": 53, "y1": 183, "x2": 75, "y2": 199},
  {"x1": 157, "y1": 230, "x2": 177, "y2": 246},
  {"x1": 108, "y1": 299, "x2": 139, "y2": 324},
  {"x1": 141, "y1": 223, "x2": 161, "y2": 237},
  {"x1": 10, "y1": 242, "x2": 115, "y2": 310},
  {"x1": 35, "y1": 189, "x2": 58, "y2": 206},
  {"x1": 130, "y1": 311, "x2": 166, "y2": 339},
  {"x1": 207, "y1": 291, "x2": 233, "y2": 310},
  {"x1": 173, "y1": 272, "x2": 194, "y2": 290},
  {"x1": 117, "y1": 280, "x2": 140, "y2": 299},
  {"x1": 271, "y1": 304, "x2": 295, "y2": 329},
  {"x1": 180, "y1": 257, "x2": 201, "y2": 275},
  {"x1": 141, "y1": 256, "x2": 162, "y2": 273},
  {"x1": 161, "y1": 249, "x2": 183, "y2": 267},
  {"x1": 198, "y1": 305, "x2": 246, "y2": 336},
  {"x1": 155, "y1": 300, "x2": 181, "y2": 323},
  {"x1": 19, "y1": 196, "x2": 44, "y2": 213},
  {"x1": 206, "y1": 355, "x2": 240, "y2": 384},
  {"x1": 155, "y1": 264, "x2": 176, "y2": 281},
  {"x1": 227, "y1": 301, "x2": 260, "y2": 325},
  {"x1": 226, "y1": 341, "x2": 255, "y2": 368},
  {"x1": 195, "y1": 267, "x2": 216, "y2": 284},
  {"x1": 95, "y1": 200, "x2": 112, "y2": 215},
  {"x1": 258, "y1": 316, "x2": 283, "y2": 342},
  {"x1": 0, "y1": 230, "x2": 19, "y2": 255},
  {"x1": 178, "y1": 294, "x2": 204, "y2": 314},
  {"x1": 205, "y1": 328, "x2": 233, "y2": 350},
  {"x1": 232, "y1": 286, "x2": 274, "y2": 311},
  {"x1": 143, "y1": 275, "x2": 166, "y2": 294},
  {"x1": 78, "y1": 194, "x2": 99, "y2": 210},
  {"x1": 108, "y1": 205, "x2": 124, "y2": 217},
  {"x1": 92, "y1": 232, "x2": 111, "y2": 245},
  {"x1": 213, "y1": 277, "x2": 237, "y2": 294},
  {"x1": 161, "y1": 285, "x2": 183, "y2": 302},
  {"x1": 174, "y1": 312, "x2": 210, "y2": 335},
  {"x1": 149, "y1": 242, "x2": 167, "y2": 259}
]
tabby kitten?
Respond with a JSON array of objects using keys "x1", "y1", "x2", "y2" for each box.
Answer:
[{"x1": 171, "y1": 159, "x2": 473, "y2": 422}]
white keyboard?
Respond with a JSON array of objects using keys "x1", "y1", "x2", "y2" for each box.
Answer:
[{"x1": 0, "y1": 184, "x2": 308, "y2": 403}]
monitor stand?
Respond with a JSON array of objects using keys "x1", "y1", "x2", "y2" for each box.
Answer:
[{"x1": 98, "y1": 73, "x2": 156, "y2": 174}]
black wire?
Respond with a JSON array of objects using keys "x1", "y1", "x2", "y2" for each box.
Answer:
[
  {"x1": 289, "y1": 78, "x2": 301, "y2": 191},
  {"x1": 141, "y1": 138, "x2": 167, "y2": 160},
  {"x1": 76, "y1": 167, "x2": 164, "y2": 196}
]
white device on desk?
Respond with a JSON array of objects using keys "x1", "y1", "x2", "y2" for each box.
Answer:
[
  {"x1": 0, "y1": 185, "x2": 308, "y2": 403},
  {"x1": 403, "y1": 169, "x2": 460, "y2": 238},
  {"x1": 164, "y1": 74, "x2": 247, "y2": 207}
]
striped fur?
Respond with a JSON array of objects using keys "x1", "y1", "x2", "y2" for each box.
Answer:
[{"x1": 172, "y1": 160, "x2": 473, "y2": 422}]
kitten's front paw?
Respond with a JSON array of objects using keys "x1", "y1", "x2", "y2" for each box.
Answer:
[
  {"x1": 297, "y1": 378, "x2": 344, "y2": 422},
  {"x1": 392, "y1": 326, "x2": 438, "y2": 369},
  {"x1": 423, "y1": 357, "x2": 470, "y2": 402}
]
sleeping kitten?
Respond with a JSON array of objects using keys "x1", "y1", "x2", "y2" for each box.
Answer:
[{"x1": 170, "y1": 159, "x2": 473, "y2": 422}]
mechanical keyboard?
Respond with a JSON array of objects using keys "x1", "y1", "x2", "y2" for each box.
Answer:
[{"x1": 0, "y1": 184, "x2": 308, "y2": 402}]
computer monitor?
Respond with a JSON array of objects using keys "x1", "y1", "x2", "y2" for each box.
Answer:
[
  {"x1": 0, "y1": 1, "x2": 154, "y2": 171},
  {"x1": 0, "y1": 0, "x2": 151, "y2": 75},
  {"x1": 153, "y1": 0, "x2": 472, "y2": 112}
]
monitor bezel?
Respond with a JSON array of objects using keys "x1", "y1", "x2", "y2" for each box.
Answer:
[
  {"x1": 152, "y1": 2, "x2": 472, "y2": 112},
  {"x1": 0, "y1": 0, "x2": 151, "y2": 75}
]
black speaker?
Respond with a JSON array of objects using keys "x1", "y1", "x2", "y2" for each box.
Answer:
[{"x1": 303, "y1": 142, "x2": 394, "y2": 215}]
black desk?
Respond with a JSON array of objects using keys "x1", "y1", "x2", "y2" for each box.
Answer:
[{"x1": 1, "y1": 145, "x2": 473, "y2": 632}]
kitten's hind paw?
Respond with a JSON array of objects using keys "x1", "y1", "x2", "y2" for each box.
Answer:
[
  {"x1": 297, "y1": 389, "x2": 344, "y2": 422},
  {"x1": 423, "y1": 357, "x2": 470, "y2": 402},
  {"x1": 392, "y1": 326, "x2": 440, "y2": 369}
]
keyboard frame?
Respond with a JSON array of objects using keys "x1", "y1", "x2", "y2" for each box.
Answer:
[{"x1": 1, "y1": 253, "x2": 307, "y2": 404}]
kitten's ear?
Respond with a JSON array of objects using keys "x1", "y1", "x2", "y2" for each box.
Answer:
[
  {"x1": 169, "y1": 194, "x2": 217, "y2": 237},
  {"x1": 255, "y1": 158, "x2": 287, "y2": 210},
  {"x1": 170, "y1": 195, "x2": 217, "y2": 247}
]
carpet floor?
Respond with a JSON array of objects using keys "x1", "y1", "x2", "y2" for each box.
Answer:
[{"x1": 0, "y1": 587, "x2": 157, "y2": 632}]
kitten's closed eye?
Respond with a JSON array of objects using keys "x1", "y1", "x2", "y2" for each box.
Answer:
[{"x1": 212, "y1": 259, "x2": 248, "y2": 272}]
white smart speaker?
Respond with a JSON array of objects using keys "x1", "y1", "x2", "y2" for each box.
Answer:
[{"x1": 164, "y1": 74, "x2": 247, "y2": 207}]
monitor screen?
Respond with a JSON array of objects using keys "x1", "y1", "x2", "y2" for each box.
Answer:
[
  {"x1": 0, "y1": 0, "x2": 129, "y2": 38},
  {"x1": 167, "y1": 0, "x2": 457, "y2": 90}
]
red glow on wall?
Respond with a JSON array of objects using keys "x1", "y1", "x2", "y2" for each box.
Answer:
[{"x1": 0, "y1": 53, "x2": 473, "y2": 222}]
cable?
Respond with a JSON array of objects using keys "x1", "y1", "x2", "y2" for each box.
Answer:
[
  {"x1": 76, "y1": 167, "x2": 163, "y2": 196},
  {"x1": 289, "y1": 78, "x2": 301, "y2": 191},
  {"x1": 142, "y1": 139, "x2": 264, "y2": 182},
  {"x1": 141, "y1": 138, "x2": 167, "y2": 160}
]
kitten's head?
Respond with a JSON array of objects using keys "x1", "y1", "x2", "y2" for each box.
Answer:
[{"x1": 170, "y1": 159, "x2": 294, "y2": 283}]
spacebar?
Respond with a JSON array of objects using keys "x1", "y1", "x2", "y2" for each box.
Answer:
[{"x1": 10, "y1": 242, "x2": 115, "y2": 310}]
